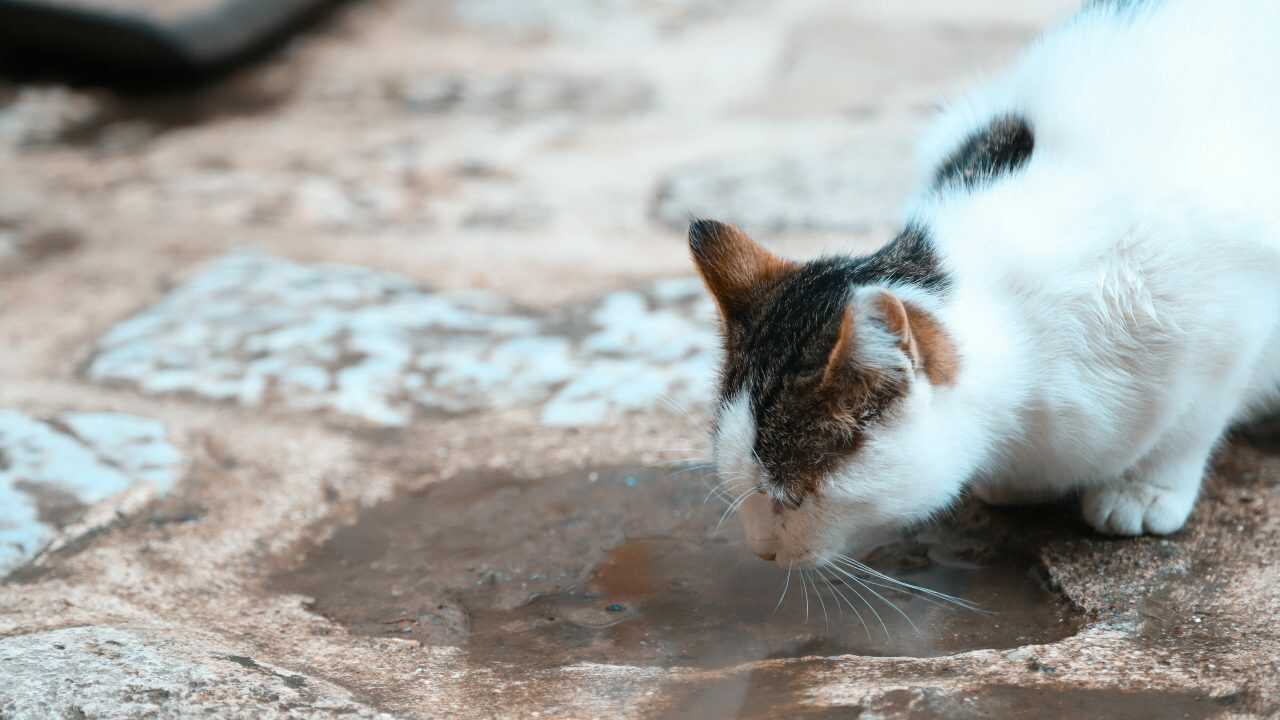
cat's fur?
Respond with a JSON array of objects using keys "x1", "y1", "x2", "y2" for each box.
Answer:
[{"x1": 694, "y1": 0, "x2": 1280, "y2": 568}]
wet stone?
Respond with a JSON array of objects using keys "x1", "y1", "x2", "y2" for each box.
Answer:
[
  {"x1": 88, "y1": 253, "x2": 718, "y2": 427},
  {"x1": 0, "y1": 410, "x2": 185, "y2": 576},
  {"x1": 271, "y1": 466, "x2": 1083, "y2": 671},
  {"x1": 652, "y1": 142, "x2": 910, "y2": 234}
]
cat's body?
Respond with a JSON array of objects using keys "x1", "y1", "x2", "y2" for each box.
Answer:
[{"x1": 694, "y1": 0, "x2": 1280, "y2": 568}]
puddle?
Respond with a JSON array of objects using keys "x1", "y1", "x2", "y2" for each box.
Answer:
[{"x1": 271, "y1": 466, "x2": 1082, "y2": 669}]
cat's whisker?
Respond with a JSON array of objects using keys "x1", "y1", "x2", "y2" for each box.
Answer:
[
  {"x1": 846, "y1": 574, "x2": 984, "y2": 614},
  {"x1": 820, "y1": 566, "x2": 870, "y2": 639},
  {"x1": 715, "y1": 485, "x2": 758, "y2": 532},
  {"x1": 701, "y1": 476, "x2": 739, "y2": 504},
  {"x1": 825, "y1": 562, "x2": 891, "y2": 641},
  {"x1": 831, "y1": 562, "x2": 921, "y2": 638},
  {"x1": 851, "y1": 577, "x2": 956, "y2": 610},
  {"x1": 817, "y1": 568, "x2": 843, "y2": 618},
  {"x1": 815, "y1": 567, "x2": 840, "y2": 619},
  {"x1": 709, "y1": 487, "x2": 741, "y2": 507},
  {"x1": 774, "y1": 561, "x2": 794, "y2": 613},
  {"x1": 811, "y1": 566, "x2": 831, "y2": 631},
  {"x1": 834, "y1": 554, "x2": 986, "y2": 613},
  {"x1": 657, "y1": 393, "x2": 700, "y2": 422},
  {"x1": 800, "y1": 568, "x2": 810, "y2": 624},
  {"x1": 671, "y1": 461, "x2": 713, "y2": 470},
  {"x1": 650, "y1": 457, "x2": 707, "y2": 470},
  {"x1": 699, "y1": 468, "x2": 756, "y2": 506}
]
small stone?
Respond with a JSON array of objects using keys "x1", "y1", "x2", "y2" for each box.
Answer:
[{"x1": 605, "y1": 603, "x2": 626, "y2": 613}]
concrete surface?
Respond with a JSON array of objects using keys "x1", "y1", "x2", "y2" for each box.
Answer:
[{"x1": 1, "y1": 1, "x2": 1277, "y2": 718}]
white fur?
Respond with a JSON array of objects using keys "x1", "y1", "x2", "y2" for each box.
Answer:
[{"x1": 720, "y1": 0, "x2": 1280, "y2": 567}]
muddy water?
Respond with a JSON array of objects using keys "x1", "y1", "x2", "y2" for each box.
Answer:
[{"x1": 272, "y1": 466, "x2": 1082, "y2": 669}]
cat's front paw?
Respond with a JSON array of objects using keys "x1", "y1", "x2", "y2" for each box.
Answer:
[{"x1": 1081, "y1": 483, "x2": 1196, "y2": 536}]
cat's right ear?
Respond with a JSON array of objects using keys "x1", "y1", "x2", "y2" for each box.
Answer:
[{"x1": 688, "y1": 219, "x2": 795, "y2": 327}]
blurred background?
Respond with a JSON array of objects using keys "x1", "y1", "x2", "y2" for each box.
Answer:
[{"x1": 9, "y1": 2, "x2": 1274, "y2": 719}]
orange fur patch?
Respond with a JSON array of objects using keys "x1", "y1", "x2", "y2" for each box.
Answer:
[
  {"x1": 689, "y1": 221, "x2": 797, "y2": 323},
  {"x1": 822, "y1": 306, "x2": 856, "y2": 388},
  {"x1": 904, "y1": 302, "x2": 959, "y2": 386},
  {"x1": 874, "y1": 292, "x2": 917, "y2": 363}
]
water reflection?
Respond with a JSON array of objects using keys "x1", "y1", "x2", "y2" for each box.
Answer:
[{"x1": 271, "y1": 465, "x2": 1082, "y2": 671}]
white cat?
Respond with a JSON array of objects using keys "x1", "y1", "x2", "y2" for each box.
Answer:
[{"x1": 692, "y1": 0, "x2": 1280, "y2": 570}]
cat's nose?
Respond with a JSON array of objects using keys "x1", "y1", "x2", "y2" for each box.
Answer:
[{"x1": 740, "y1": 494, "x2": 778, "y2": 562}]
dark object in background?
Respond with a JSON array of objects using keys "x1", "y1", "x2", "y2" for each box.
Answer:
[{"x1": 0, "y1": 0, "x2": 343, "y2": 88}]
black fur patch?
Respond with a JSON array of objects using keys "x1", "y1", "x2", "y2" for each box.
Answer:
[
  {"x1": 714, "y1": 225, "x2": 948, "y2": 504},
  {"x1": 932, "y1": 114, "x2": 1034, "y2": 192}
]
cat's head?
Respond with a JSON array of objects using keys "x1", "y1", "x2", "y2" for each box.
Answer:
[{"x1": 690, "y1": 219, "x2": 962, "y2": 568}]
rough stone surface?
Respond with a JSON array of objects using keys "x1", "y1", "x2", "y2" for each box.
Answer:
[
  {"x1": 0, "y1": 410, "x2": 184, "y2": 576},
  {"x1": 2, "y1": 0, "x2": 1277, "y2": 718},
  {"x1": 0, "y1": 625, "x2": 393, "y2": 719},
  {"x1": 653, "y1": 140, "x2": 912, "y2": 234}
]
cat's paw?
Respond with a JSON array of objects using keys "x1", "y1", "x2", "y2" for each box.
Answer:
[{"x1": 1081, "y1": 483, "x2": 1196, "y2": 536}]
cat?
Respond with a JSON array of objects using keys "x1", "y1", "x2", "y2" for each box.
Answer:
[{"x1": 692, "y1": 0, "x2": 1280, "y2": 569}]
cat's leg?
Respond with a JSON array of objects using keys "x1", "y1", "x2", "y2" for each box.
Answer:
[
  {"x1": 1081, "y1": 433, "x2": 1211, "y2": 536},
  {"x1": 1084, "y1": 323, "x2": 1271, "y2": 536},
  {"x1": 971, "y1": 478, "x2": 1068, "y2": 507},
  {"x1": 1081, "y1": 388, "x2": 1243, "y2": 535}
]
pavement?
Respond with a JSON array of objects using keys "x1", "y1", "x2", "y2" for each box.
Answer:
[{"x1": 1, "y1": 1, "x2": 1277, "y2": 718}]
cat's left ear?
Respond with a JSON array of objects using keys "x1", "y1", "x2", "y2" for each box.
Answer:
[
  {"x1": 689, "y1": 219, "x2": 796, "y2": 327},
  {"x1": 873, "y1": 291, "x2": 921, "y2": 370},
  {"x1": 869, "y1": 290, "x2": 959, "y2": 386}
]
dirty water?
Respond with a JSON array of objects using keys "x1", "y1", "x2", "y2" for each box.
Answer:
[{"x1": 271, "y1": 466, "x2": 1083, "y2": 670}]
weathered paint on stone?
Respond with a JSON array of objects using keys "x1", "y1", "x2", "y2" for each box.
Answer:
[
  {"x1": 88, "y1": 253, "x2": 718, "y2": 427},
  {"x1": 0, "y1": 410, "x2": 184, "y2": 576}
]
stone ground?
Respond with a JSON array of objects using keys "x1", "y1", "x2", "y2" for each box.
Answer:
[{"x1": 1, "y1": 1, "x2": 1278, "y2": 718}]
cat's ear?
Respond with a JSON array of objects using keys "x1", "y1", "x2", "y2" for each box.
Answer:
[
  {"x1": 873, "y1": 291, "x2": 920, "y2": 369},
  {"x1": 822, "y1": 305, "x2": 857, "y2": 387},
  {"x1": 871, "y1": 290, "x2": 959, "y2": 385},
  {"x1": 689, "y1": 219, "x2": 796, "y2": 325}
]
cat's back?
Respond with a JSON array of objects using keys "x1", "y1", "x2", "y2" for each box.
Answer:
[{"x1": 918, "y1": 0, "x2": 1280, "y2": 210}]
